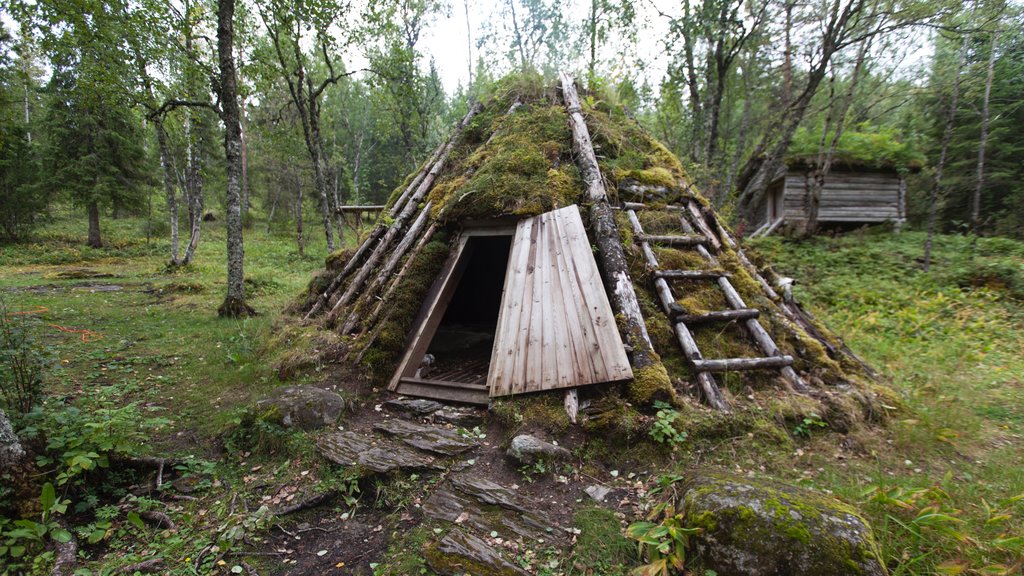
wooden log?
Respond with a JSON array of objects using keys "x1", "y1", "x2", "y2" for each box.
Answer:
[
  {"x1": 358, "y1": 223, "x2": 439, "y2": 336},
  {"x1": 625, "y1": 209, "x2": 729, "y2": 411},
  {"x1": 339, "y1": 203, "x2": 433, "y2": 334},
  {"x1": 692, "y1": 355, "x2": 794, "y2": 372},
  {"x1": 684, "y1": 200, "x2": 722, "y2": 251},
  {"x1": 620, "y1": 201, "x2": 685, "y2": 211},
  {"x1": 560, "y1": 72, "x2": 664, "y2": 383},
  {"x1": 676, "y1": 308, "x2": 760, "y2": 325},
  {"x1": 636, "y1": 234, "x2": 708, "y2": 246},
  {"x1": 302, "y1": 105, "x2": 480, "y2": 321},
  {"x1": 325, "y1": 103, "x2": 483, "y2": 324},
  {"x1": 336, "y1": 205, "x2": 385, "y2": 213},
  {"x1": 654, "y1": 269, "x2": 728, "y2": 280}
]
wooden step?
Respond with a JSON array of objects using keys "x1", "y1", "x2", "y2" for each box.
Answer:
[
  {"x1": 655, "y1": 269, "x2": 728, "y2": 280},
  {"x1": 636, "y1": 234, "x2": 707, "y2": 246},
  {"x1": 674, "y1": 308, "x2": 760, "y2": 325},
  {"x1": 397, "y1": 378, "x2": 489, "y2": 405},
  {"x1": 691, "y1": 355, "x2": 794, "y2": 372}
]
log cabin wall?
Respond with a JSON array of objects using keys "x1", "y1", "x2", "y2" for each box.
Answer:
[{"x1": 781, "y1": 170, "x2": 905, "y2": 226}]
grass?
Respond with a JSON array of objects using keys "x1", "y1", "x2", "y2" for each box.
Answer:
[{"x1": 3, "y1": 208, "x2": 1023, "y2": 575}]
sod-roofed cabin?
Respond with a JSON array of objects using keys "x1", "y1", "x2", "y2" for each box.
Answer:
[
  {"x1": 748, "y1": 129, "x2": 924, "y2": 237},
  {"x1": 299, "y1": 73, "x2": 885, "y2": 421}
]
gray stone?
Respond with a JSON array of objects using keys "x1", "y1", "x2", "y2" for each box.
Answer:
[
  {"x1": 257, "y1": 386, "x2": 346, "y2": 431},
  {"x1": 0, "y1": 409, "x2": 24, "y2": 470},
  {"x1": 430, "y1": 406, "x2": 485, "y2": 428},
  {"x1": 678, "y1": 471, "x2": 887, "y2": 576},
  {"x1": 584, "y1": 485, "x2": 611, "y2": 502},
  {"x1": 505, "y1": 435, "x2": 571, "y2": 464},
  {"x1": 385, "y1": 397, "x2": 444, "y2": 417},
  {"x1": 316, "y1": 431, "x2": 442, "y2": 474},
  {"x1": 374, "y1": 418, "x2": 478, "y2": 456},
  {"x1": 422, "y1": 474, "x2": 562, "y2": 545},
  {"x1": 425, "y1": 529, "x2": 528, "y2": 576}
]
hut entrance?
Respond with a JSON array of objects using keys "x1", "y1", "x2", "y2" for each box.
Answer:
[{"x1": 389, "y1": 205, "x2": 633, "y2": 405}]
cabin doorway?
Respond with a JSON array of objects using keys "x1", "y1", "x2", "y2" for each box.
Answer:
[
  {"x1": 389, "y1": 230, "x2": 514, "y2": 404},
  {"x1": 389, "y1": 205, "x2": 633, "y2": 405}
]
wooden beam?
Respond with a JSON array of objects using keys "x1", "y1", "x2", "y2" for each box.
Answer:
[
  {"x1": 559, "y1": 72, "x2": 667, "y2": 397},
  {"x1": 654, "y1": 269, "x2": 728, "y2": 280},
  {"x1": 636, "y1": 234, "x2": 708, "y2": 246},
  {"x1": 675, "y1": 308, "x2": 760, "y2": 325},
  {"x1": 692, "y1": 355, "x2": 794, "y2": 372}
]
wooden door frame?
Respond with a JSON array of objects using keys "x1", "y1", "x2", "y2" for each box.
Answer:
[{"x1": 387, "y1": 226, "x2": 515, "y2": 392}]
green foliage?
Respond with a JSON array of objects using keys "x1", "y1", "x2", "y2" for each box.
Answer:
[
  {"x1": 649, "y1": 401, "x2": 687, "y2": 446},
  {"x1": 0, "y1": 298, "x2": 53, "y2": 414},
  {"x1": 0, "y1": 121, "x2": 44, "y2": 242},
  {"x1": 24, "y1": 399, "x2": 170, "y2": 487},
  {"x1": 625, "y1": 500, "x2": 701, "y2": 576},
  {"x1": 788, "y1": 124, "x2": 925, "y2": 171},
  {"x1": 568, "y1": 507, "x2": 637, "y2": 575},
  {"x1": 791, "y1": 412, "x2": 828, "y2": 438}
]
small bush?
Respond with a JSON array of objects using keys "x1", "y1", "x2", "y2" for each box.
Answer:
[{"x1": 0, "y1": 299, "x2": 53, "y2": 415}]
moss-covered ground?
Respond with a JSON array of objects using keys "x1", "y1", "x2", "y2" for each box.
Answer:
[{"x1": 2, "y1": 208, "x2": 1022, "y2": 575}]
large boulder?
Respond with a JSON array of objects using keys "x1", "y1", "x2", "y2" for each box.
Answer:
[
  {"x1": 256, "y1": 386, "x2": 346, "y2": 431},
  {"x1": 678, "y1": 471, "x2": 886, "y2": 576}
]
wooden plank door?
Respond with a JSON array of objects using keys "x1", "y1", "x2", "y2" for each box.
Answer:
[{"x1": 488, "y1": 205, "x2": 633, "y2": 397}]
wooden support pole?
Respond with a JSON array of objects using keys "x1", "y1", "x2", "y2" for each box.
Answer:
[
  {"x1": 339, "y1": 205, "x2": 434, "y2": 334},
  {"x1": 655, "y1": 269, "x2": 728, "y2": 280},
  {"x1": 325, "y1": 103, "x2": 483, "y2": 324},
  {"x1": 675, "y1": 308, "x2": 760, "y2": 325},
  {"x1": 560, "y1": 72, "x2": 664, "y2": 383},
  {"x1": 302, "y1": 105, "x2": 480, "y2": 321}
]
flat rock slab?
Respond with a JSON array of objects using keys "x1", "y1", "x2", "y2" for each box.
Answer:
[
  {"x1": 374, "y1": 419, "x2": 477, "y2": 456},
  {"x1": 425, "y1": 529, "x2": 528, "y2": 576},
  {"x1": 316, "y1": 431, "x2": 442, "y2": 474},
  {"x1": 423, "y1": 474, "x2": 562, "y2": 545},
  {"x1": 430, "y1": 406, "x2": 485, "y2": 428},
  {"x1": 385, "y1": 397, "x2": 445, "y2": 417}
]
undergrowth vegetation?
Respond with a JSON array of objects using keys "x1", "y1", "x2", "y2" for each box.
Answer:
[{"x1": 2, "y1": 207, "x2": 1022, "y2": 575}]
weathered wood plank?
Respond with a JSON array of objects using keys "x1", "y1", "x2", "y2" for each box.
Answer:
[
  {"x1": 637, "y1": 234, "x2": 708, "y2": 246},
  {"x1": 674, "y1": 308, "x2": 760, "y2": 325},
  {"x1": 488, "y1": 206, "x2": 632, "y2": 397},
  {"x1": 655, "y1": 269, "x2": 728, "y2": 280}
]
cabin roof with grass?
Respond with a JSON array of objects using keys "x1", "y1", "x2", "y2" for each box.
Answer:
[{"x1": 298, "y1": 72, "x2": 890, "y2": 427}]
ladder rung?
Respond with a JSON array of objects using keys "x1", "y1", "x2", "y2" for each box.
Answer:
[
  {"x1": 637, "y1": 234, "x2": 707, "y2": 246},
  {"x1": 692, "y1": 355, "x2": 794, "y2": 372},
  {"x1": 676, "y1": 308, "x2": 760, "y2": 325},
  {"x1": 655, "y1": 269, "x2": 728, "y2": 280}
]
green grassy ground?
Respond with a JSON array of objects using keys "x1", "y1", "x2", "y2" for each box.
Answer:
[{"x1": 2, "y1": 211, "x2": 1022, "y2": 574}]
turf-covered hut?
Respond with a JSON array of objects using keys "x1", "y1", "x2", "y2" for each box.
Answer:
[
  {"x1": 748, "y1": 161, "x2": 908, "y2": 238},
  {"x1": 301, "y1": 73, "x2": 884, "y2": 421}
]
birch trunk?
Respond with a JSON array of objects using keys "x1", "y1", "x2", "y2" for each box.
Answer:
[
  {"x1": 216, "y1": 0, "x2": 254, "y2": 317},
  {"x1": 156, "y1": 121, "x2": 180, "y2": 264},
  {"x1": 559, "y1": 73, "x2": 665, "y2": 381},
  {"x1": 924, "y1": 16, "x2": 971, "y2": 271},
  {"x1": 972, "y1": 27, "x2": 997, "y2": 236}
]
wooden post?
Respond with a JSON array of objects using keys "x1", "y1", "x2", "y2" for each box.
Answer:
[
  {"x1": 559, "y1": 72, "x2": 666, "y2": 388},
  {"x1": 303, "y1": 104, "x2": 482, "y2": 322}
]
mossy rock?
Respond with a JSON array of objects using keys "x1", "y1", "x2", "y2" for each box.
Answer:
[{"x1": 677, "y1": 470, "x2": 887, "y2": 576}]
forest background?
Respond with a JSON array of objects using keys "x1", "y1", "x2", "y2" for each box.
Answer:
[{"x1": 2, "y1": 0, "x2": 1021, "y2": 314}]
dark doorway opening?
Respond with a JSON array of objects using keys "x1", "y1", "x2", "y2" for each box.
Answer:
[{"x1": 421, "y1": 235, "x2": 512, "y2": 385}]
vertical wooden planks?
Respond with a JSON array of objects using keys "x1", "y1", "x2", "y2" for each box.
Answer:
[{"x1": 488, "y1": 205, "x2": 633, "y2": 397}]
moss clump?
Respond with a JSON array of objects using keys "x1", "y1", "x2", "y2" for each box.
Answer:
[
  {"x1": 629, "y1": 363, "x2": 675, "y2": 406},
  {"x1": 491, "y1": 394, "x2": 571, "y2": 436},
  {"x1": 429, "y1": 104, "x2": 581, "y2": 222},
  {"x1": 582, "y1": 395, "x2": 649, "y2": 444}
]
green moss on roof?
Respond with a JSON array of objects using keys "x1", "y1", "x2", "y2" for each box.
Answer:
[{"x1": 430, "y1": 104, "x2": 581, "y2": 222}]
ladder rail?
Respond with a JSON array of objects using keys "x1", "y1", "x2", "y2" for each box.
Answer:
[{"x1": 626, "y1": 209, "x2": 729, "y2": 411}]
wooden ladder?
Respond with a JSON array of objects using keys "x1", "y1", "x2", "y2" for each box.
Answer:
[{"x1": 623, "y1": 199, "x2": 808, "y2": 411}]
